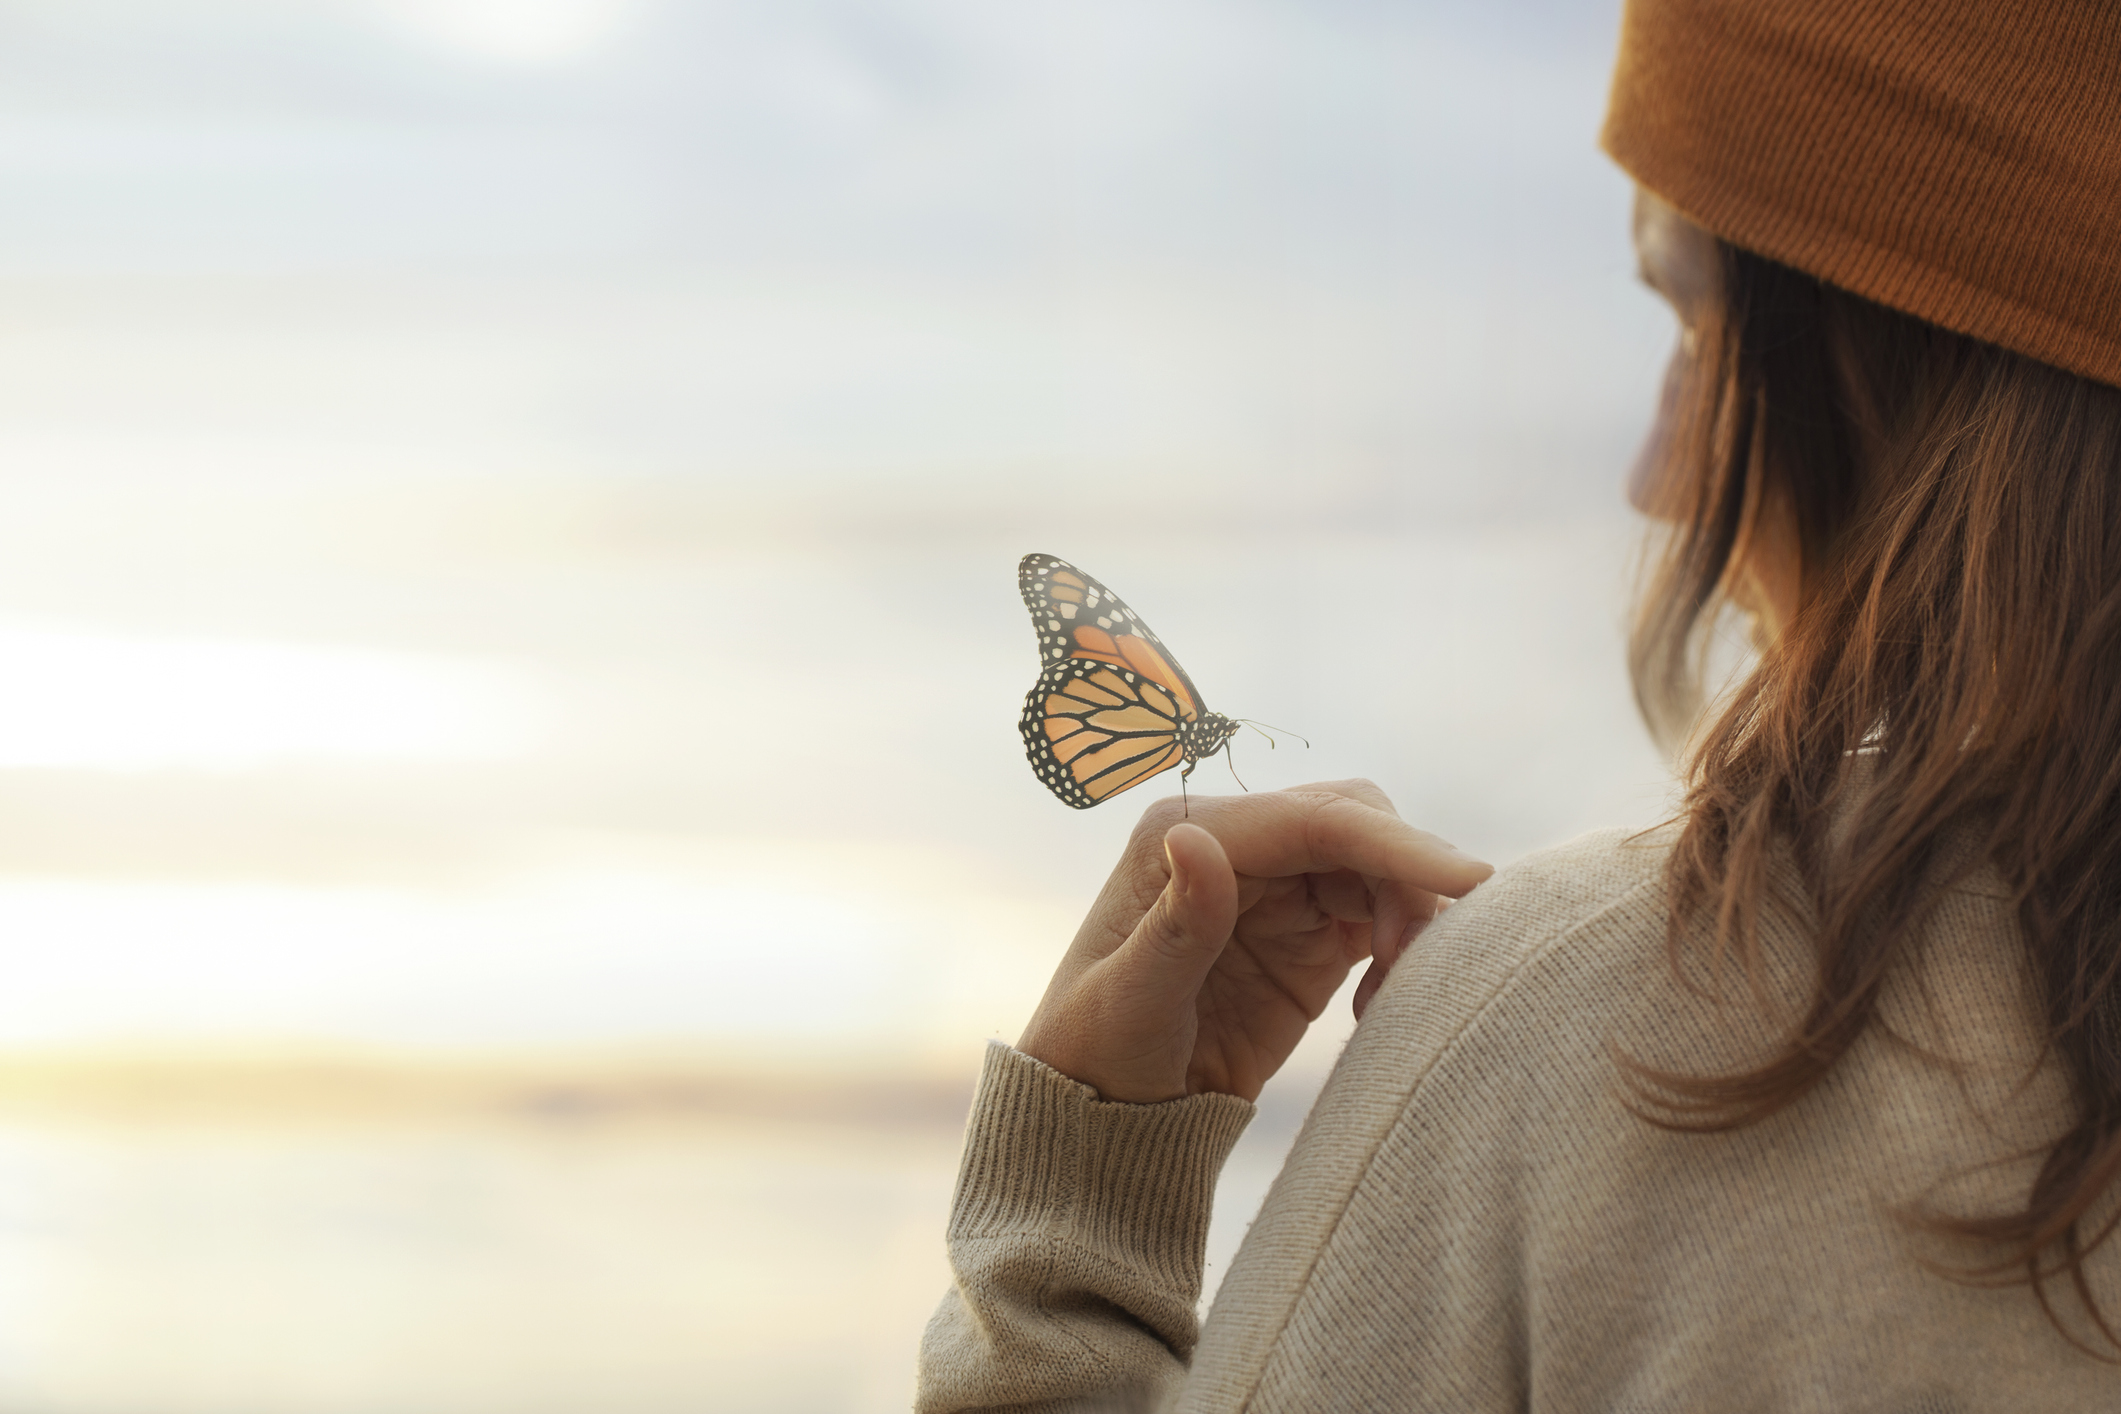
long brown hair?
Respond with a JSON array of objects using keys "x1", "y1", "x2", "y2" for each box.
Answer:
[{"x1": 1629, "y1": 238, "x2": 2121, "y2": 1352}]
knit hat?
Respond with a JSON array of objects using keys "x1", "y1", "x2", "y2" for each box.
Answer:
[{"x1": 1601, "y1": 0, "x2": 2121, "y2": 390}]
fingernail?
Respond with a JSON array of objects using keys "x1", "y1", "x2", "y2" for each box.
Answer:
[
  {"x1": 1447, "y1": 844, "x2": 1491, "y2": 868},
  {"x1": 1165, "y1": 843, "x2": 1190, "y2": 898}
]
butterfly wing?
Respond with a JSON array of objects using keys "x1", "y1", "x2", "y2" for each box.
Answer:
[
  {"x1": 1018, "y1": 553, "x2": 1215, "y2": 809},
  {"x1": 1018, "y1": 553, "x2": 1211, "y2": 720},
  {"x1": 1020, "y1": 659, "x2": 1189, "y2": 809}
]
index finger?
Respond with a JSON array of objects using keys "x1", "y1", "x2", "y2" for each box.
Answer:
[{"x1": 1179, "y1": 788, "x2": 1493, "y2": 899}]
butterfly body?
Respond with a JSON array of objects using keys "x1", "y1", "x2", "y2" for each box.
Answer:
[{"x1": 1016, "y1": 553, "x2": 1241, "y2": 809}]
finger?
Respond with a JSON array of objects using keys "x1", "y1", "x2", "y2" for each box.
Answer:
[
  {"x1": 1130, "y1": 778, "x2": 1390, "y2": 856},
  {"x1": 1301, "y1": 796, "x2": 1489, "y2": 895},
  {"x1": 1369, "y1": 877, "x2": 1406, "y2": 972},
  {"x1": 1178, "y1": 788, "x2": 1492, "y2": 898},
  {"x1": 1111, "y1": 822, "x2": 1241, "y2": 1003},
  {"x1": 1282, "y1": 778, "x2": 1398, "y2": 816},
  {"x1": 1372, "y1": 879, "x2": 1439, "y2": 971},
  {"x1": 1352, "y1": 957, "x2": 1391, "y2": 1021},
  {"x1": 1353, "y1": 881, "x2": 1440, "y2": 1020},
  {"x1": 1240, "y1": 875, "x2": 1327, "y2": 936},
  {"x1": 1308, "y1": 868, "x2": 1373, "y2": 922}
]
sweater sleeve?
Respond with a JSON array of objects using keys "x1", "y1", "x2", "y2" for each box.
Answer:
[{"x1": 915, "y1": 1042, "x2": 1255, "y2": 1413}]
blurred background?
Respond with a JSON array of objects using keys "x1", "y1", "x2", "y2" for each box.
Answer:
[{"x1": 0, "y1": 1, "x2": 1675, "y2": 1410}]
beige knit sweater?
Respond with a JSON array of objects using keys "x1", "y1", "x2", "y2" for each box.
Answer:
[{"x1": 917, "y1": 826, "x2": 2121, "y2": 1410}]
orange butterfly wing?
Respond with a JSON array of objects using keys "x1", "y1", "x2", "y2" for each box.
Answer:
[
  {"x1": 1022, "y1": 661, "x2": 1188, "y2": 808},
  {"x1": 1017, "y1": 553, "x2": 1220, "y2": 809},
  {"x1": 1018, "y1": 554, "x2": 1207, "y2": 717}
]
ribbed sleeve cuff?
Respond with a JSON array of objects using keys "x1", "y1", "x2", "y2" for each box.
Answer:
[{"x1": 948, "y1": 1042, "x2": 1254, "y2": 1296}]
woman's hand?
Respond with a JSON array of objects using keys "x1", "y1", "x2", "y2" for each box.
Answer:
[{"x1": 1017, "y1": 780, "x2": 1492, "y2": 1103}]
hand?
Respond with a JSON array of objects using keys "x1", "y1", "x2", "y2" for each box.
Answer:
[{"x1": 1016, "y1": 780, "x2": 1492, "y2": 1103}]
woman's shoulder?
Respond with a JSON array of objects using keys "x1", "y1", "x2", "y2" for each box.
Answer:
[
  {"x1": 1365, "y1": 824, "x2": 1680, "y2": 1045},
  {"x1": 1446, "y1": 823, "x2": 1675, "y2": 945},
  {"x1": 1362, "y1": 816, "x2": 2029, "y2": 1100}
]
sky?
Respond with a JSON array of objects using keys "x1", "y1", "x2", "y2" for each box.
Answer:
[
  {"x1": 0, "y1": 7, "x2": 1689, "y2": 1405},
  {"x1": 0, "y1": 0, "x2": 1676, "y2": 1061}
]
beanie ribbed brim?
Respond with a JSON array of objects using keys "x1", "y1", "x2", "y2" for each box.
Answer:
[{"x1": 1602, "y1": 0, "x2": 2121, "y2": 391}]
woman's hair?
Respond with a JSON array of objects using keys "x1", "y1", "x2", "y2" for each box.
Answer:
[{"x1": 1628, "y1": 239, "x2": 2121, "y2": 1352}]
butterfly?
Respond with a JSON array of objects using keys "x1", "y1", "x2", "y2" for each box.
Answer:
[{"x1": 1017, "y1": 553, "x2": 1244, "y2": 809}]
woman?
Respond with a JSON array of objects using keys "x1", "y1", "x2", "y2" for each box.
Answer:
[{"x1": 920, "y1": 1, "x2": 2121, "y2": 1407}]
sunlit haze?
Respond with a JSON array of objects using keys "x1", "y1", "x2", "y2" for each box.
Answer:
[
  {"x1": 0, "y1": 627, "x2": 546, "y2": 769},
  {"x1": 0, "y1": 0, "x2": 1669, "y2": 1058},
  {"x1": 0, "y1": 3, "x2": 1668, "y2": 1408}
]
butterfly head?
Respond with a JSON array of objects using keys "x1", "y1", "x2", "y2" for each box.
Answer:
[{"x1": 1180, "y1": 712, "x2": 1242, "y2": 764}]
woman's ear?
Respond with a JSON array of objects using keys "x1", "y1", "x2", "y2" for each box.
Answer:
[
  {"x1": 1628, "y1": 188, "x2": 1724, "y2": 520},
  {"x1": 1632, "y1": 188, "x2": 1719, "y2": 323}
]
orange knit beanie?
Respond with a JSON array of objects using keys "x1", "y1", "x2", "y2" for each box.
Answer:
[{"x1": 1601, "y1": 0, "x2": 2121, "y2": 390}]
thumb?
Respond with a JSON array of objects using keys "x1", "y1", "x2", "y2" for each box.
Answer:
[{"x1": 1116, "y1": 822, "x2": 1239, "y2": 997}]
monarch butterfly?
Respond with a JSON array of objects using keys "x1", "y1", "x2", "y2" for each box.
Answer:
[{"x1": 1017, "y1": 553, "x2": 1243, "y2": 809}]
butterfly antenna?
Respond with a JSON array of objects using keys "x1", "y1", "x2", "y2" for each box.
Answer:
[
  {"x1": 1238, "y1": 720, "x2": 1298, "y2": 750},
  {"x1": 1238, "y1": 719, "x2": 1311, "y2": 750}
]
